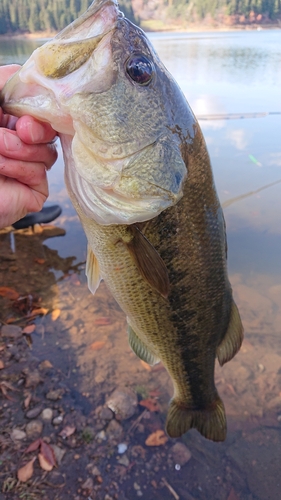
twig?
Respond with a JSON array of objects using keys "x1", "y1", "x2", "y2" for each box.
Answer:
[
  {"x1": 162, "y1": 477, "x2": 180, "y2": 500},
  {"x1": 128, "y1": 409, "x2": 148, "y2": 434}
]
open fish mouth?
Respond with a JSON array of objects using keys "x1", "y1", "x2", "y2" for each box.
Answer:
[{"x1": 1, "y1": 0, "x2": 187, "y2": 225}]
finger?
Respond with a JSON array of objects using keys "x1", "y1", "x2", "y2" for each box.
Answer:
[
  {"x1": 0, "y1": 155, "x2": 49, "y2": 195},
  {"x1": 16, "y1": 115, "x2": 57, "y2": 144},
  {"x1": 0, "y1": 129, "x2": 58, "y2": 170},
  {"x1": 0, "y1": 64, "x2": 21, "y2": 90}
]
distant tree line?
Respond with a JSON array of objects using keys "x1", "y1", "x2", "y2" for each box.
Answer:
[
  {"x1": 0, "y1": 0, "x2": 279, "y2": 34},
  {"x1": 0, "y1": 0, "x2": 137, "y2": 35}
]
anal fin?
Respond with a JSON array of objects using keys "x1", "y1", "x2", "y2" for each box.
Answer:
[
  {"x1": 86, "y1": 245, "x2": 101, "y2": 296},
  {"x1": 216, "y1": 300, "x2": 244, "y2": 366},
  {"x1": 128, "y1": 324, "x2": 159, "y2": 366},
  {"x1": 166, "y1": 395, "x2": 226, "y2": 442}
]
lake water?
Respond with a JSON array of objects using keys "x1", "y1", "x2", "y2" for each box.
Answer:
[{"x1": 0, "y1": 29, "x2": 281, "y2": 500}]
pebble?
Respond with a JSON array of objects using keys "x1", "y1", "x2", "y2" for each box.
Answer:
[
  {"x1": 170, "y1": 442, "x2": 192, "y2": 466},
  {"x1": 117, "y1": 443, "x2": 128, "y2": 454},
  {"x1": 134, "y1": 482, "x2": 141, "y2": 490},
  {"x1": 48, "y1": 471, "x2": 65, "y2": 486},
  {"x1": 11, "y1": 429, "x2": 26, "y2": 441},
  {"x1": 118, "y1": 454, "x2": 130, "y2": 467},
  {"x1": 52, "y1": 415, "x2": 64, "y2": 426},
  {"x1": 106, "y1": 419, "x2": 124, "y2": 441},
  {"x1": 99, "y1": 407, "x2": 114, "y2": 421},
  {"x1": 277, "y1": 414, "x2": 281, "y2": 422},
  {"x1": 96, "y1": 430, "x2": 106, "y2": 441},
  {"x1": 51, "y1": 444, "x2": 66, "y2": 465},
  {"x1": 81, "y1": 477, "x2": 94, "y2": 491},
  {"x1": 26, "y1": 406, "x2": 42, "y2": 419},
  {"x1": 41, "y1": 408, "x2": 53, "y2": 421},
  {"x1": 106, "y1": 387, "x2": 138, "y2": 420},
  {"x1": 86, "y1": 464, "x2": 101, "y2": 476},
  {"x1": 46, "y1": 389, "x2": 64, "y2": 401},
  {"x1": 1, "y1": 325, "x2": 22, "y2": 339},
  {"x1": 25, "y1": 419, "x2": 43, "y2": 438}
]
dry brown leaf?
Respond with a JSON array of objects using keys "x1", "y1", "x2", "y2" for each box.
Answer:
[
  {"x1": 17, "y1": 457, "x2": 36, "y2": 482},
  {"x1": 30, "y1": 307, "x2": 49, "y2": 317},
  {"x1": 145, "y1": 430, "x2": 168, "y2": 446},
  {"x1": 23, "y1": 324, "x2": 36, "y2": 334},
  {"x1": 0, "y1": 360, "x2": 4, "y2": 370},
  {"x1": 40, "y1": 441, "x2": 56, "y2": 467},
  {"x1": 139, "y1": 398, "x2": 160, "y2": 412},
  {"x1": 39, "y1": 360, "x2": 53, "y2": 370},
  {"x1": 140, "y1": 360, "x2": 151, "y2": 371},
  {"x1": 34, "y1": 258, "x2": 45, "y2": 264},
  {"x1": 94, "y1": 317, "x2": 111, "y2": 326},
  {"x1": 24, "y1": 393, "x2": 32, "y2": 409},
  {"x1": 38, "y1": 452, "x2": 53, "y2": 471},
  {"x1": 90, "y1": 340, "x2": 106, "y2": 351},
  {"x1": 51, "y1": 309, "x2": 61, "y2": 321},
  {"x1": 0, "y1": 286, "x2": 19, "y2": 300},
  {"x1": 25, "y1": 438, "x2": 42, "y2": 454},
  {"x1": 59, "y1": 425, "x2": 76, "y2": 439}
]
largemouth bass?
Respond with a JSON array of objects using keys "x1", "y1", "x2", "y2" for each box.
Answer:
[{"x1": 1, "y1": 0, "x2": 243, "y2": 441}]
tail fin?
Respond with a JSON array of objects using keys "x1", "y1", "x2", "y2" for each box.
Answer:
[{"x1": 166, "y1": 396, "x2": 227, "y2": 442}]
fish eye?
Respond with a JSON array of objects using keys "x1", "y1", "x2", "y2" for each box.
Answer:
[{"x1": 126, "y1": 54, "x2": 154, "y2": 85}]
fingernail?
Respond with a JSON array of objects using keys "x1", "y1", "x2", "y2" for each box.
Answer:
[
  {"x1": 28, "y1": 121, "x2": 44, "y2": 143},
  {"x1": 3, "y1": 130, "x2": 21, "y2": 151}
]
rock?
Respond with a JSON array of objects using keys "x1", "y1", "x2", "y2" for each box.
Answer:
[
  {"x1": 52, "y1": 415, "x2": 64, "y2": 426},
  {"x1": 26, "y1": 406, "x2": 43, "y2": 419},
  {"x1": 117, "y1": 443, "x2": 128, "y2": 454},
  {"x1": 106, "y1": 387, "x2": 138, "y2": 420},
  {"x1": 11, "y1": 429, "x2": 26, "y2": 441},
  {"x1": 39, "y1": 360, "x2": 53, "y2": 371},
  {"x1": 25, "y1": 420, "x2": 43, "y2": 439},
  {"x1": 99, "y1": 407, "x2": 114, "y2": 421},
  {"x1": 118, "y1": 454, "x2": 130, "y2": 467},
  {"x1": 81, "y1": 477, "x2": 94, "y2": 491},
  {"x1": 106, "y1": 420, "x2": 124, "y2": 442},
  {"x1": 41, "y1": 408, "x2": 53, "y2": 421},
  {"x1": 46, "y1": 389, "x2": 65, "y2": 401},
  {"x1": 22, "y1": 368, "x2": 42, "y2": 389},
  {"x1": 96, "y1": 430, "x2": 106, "y2": 441},
  {"x1": 86, "y1": 464, "x2": 101, "y2": 476},
  {"x1": 51, "y1": 444, "x2": 66, "y2": 465},
  {"x1": 48, "y1": 471, "x2": 65, "y2": 487},
  {"x1": 1, "y1": 325, "x2": 22, "y2": 339},
  {"x1": 170, "y1": 442, "x2": 192, "y2": 466},
  {"x1": 226, "y1": 428, "x2": 281, "y2": 500}
]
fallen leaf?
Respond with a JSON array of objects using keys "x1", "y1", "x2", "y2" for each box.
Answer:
[
  {"x1": 51, "y1": 309, "x2": 61, "y2": 321},
  {"x1": 140, "y1": 360, "x2": 151, "y2": 371},
  {"x1": 24, "y1": 393, "x2": 32, "y2": 409},
  {"x1": 0, "y1": 360, "x2": 4, "y2": 370},
  {"x1": 38, "y1": 452, "x2": 53, "y2": 471},
  {"x1": 140, "y1": 398, "x2": 160, "y2": 412},
  {"x1": 145, "y1": 430, "x2": 168, "y2": 446},
  {"x1": 94, "y1": 317, "x2": 111, "y2": 326},
  {"x1": 23, "y1": 324, "x2": 36, "y2": 334},
  {"x1": 39, "y1": 360, "x2": 53, "y2": 370},
  {"x1": 0, "y1": 286, "x2": 19, "y2": 300},
  {"x1": 59, "y1": 425, "x2": 76, "y2": 439},
  {"x1": 90, "y1": 340, "x2": 106, "y2": 351},
  {"x1": 6, "y1": 317, "x2": 18, "y2": 324},
  {"x1": 40, "y1": 441, "x2": 56, "y2": 467},
  {"x1": 25, "y1": 438, "x2": 42, "y2": 454},
  {"x1": 17, "y1": 457, "x2": 36, "y2": 482},
  {"x1": 34, "y1": 258, "x2": 45, "y2": 264},
  {"x1": 30, "y1": 307, "x2": 48, "y2": 317}
]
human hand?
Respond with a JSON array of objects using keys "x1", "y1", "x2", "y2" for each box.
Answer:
[{"x1": 0, "y1": 64, "x2": 58, "y2": 229}]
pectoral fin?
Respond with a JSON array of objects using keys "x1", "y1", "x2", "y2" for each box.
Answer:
[
  {"x1": 86, "y1": 245, "x2": 101, "y2": 296},
  {"x1": 128, "y1": 324, "x2": 160, "y2": 366},
  {"x1": 216, "y1": 300, "x2": 244, "y2": 366},
  {"x1": 125, "y1": 225, "x2": 169, "y2": 298}
]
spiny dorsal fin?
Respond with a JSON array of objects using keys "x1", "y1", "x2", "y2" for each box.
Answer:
[
  {"x1": 216, "y1": 300, "x2": 244, "y2": 366},
  {"x1": 126, "y1": 225, "x2": 169, "y2": 298},
  {"x1": 86, "y1": 245, "x2": 101, "y2": 296},
  {"x1": 128, "y1": 324, "x2": 160, "y2": 366}
]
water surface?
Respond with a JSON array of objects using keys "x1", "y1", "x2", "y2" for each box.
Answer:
[{"x1": 0, "y1": 30, "x2": 281, "y2": 500}]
